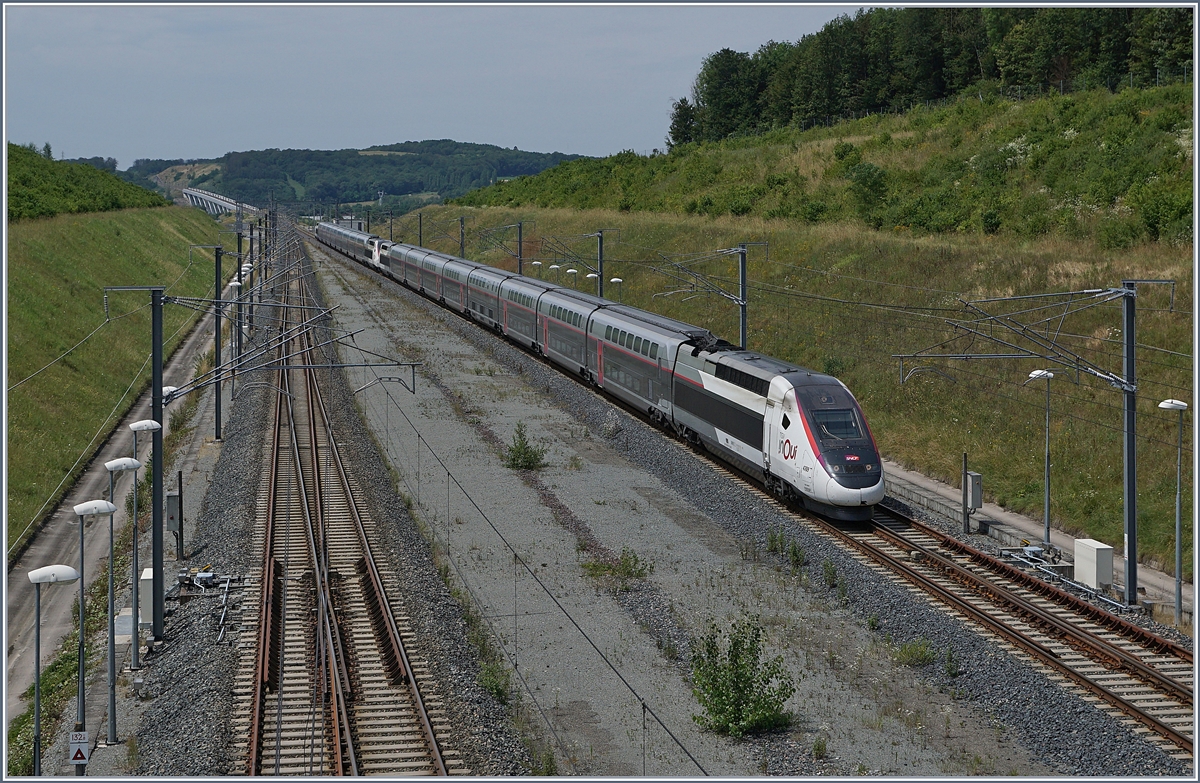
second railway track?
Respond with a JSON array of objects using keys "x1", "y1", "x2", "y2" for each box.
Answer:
[{"x1": 230, "y1": 232, "x2": 463, "y2": 775}]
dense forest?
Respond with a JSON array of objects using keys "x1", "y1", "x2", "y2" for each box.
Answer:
[
  {"x1": 7, "y1": 143, "x2": 170, "y2": 221},
  {"x1": 668, "y1": 7, "x2": 1192, "y2": 146},
  {"x1": 191, "y1": 140, "x2": 585, "y2": 208}
]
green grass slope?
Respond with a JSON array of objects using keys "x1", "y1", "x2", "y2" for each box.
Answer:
[
  {"x1": 392, "y1": 204, "x2": 1192, "y2": 580},
  {"x1": 455, "y1": 85, "x2": 1192, "y2": 248},
  {"x1": 7, "y1": 143, "x2": 170, "y2": 221},
  {"x1": 7, "y1": 207, "x2": 231, "y2": 557}
]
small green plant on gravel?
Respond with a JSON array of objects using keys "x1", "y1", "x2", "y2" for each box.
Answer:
[
  {"x1": 867, "y1": 615, "x2": 879, "y2": 631},
  {"x1": 530, "y1": 749, "x2": 557, "y2": 776},
  {"x1": 892, "y1": 637, "x2": 937, "y2": 667},
  {"x1": 124, "y1": 735, "x2": 139, "y2": 771},
  {"x1": 944, "y1": 646, "x2": 960, "y2": 678},
  {"x1": 504, "y1": 421, "x2": 547, "y2": 470},
  {"x1": 812, "y1": 735, "x2": 828, "y2": 759},
  {"x1": 822, "y1": 558, "x2": 837, "y2": 588},
  {"x1": 582, "y1": 547, "x2": 652, "y2": 591},
  {"x1": 767, "y1": 527, "x2": 782, "y2": 553},
  {"x1": 690, "y1": 616, "x2": 795, "y2": 738},
  {"x1": 479, "y1": 661, "x2": 511, "y2": 706},
  {"x1": 787, "y1": 540, "x2": 806, "y2": 569}
]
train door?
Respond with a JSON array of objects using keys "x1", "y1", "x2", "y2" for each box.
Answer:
[{"x1": 767, "y1": 383, "x2": 805, "y2": 494}]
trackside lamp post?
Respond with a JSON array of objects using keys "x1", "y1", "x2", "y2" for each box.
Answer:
[
  {"x1": 1159, "y1": 399, "x2": 1188, "y2": 625},
  {"x1": 1025, "y1": 370, "x2": 1055, "y2": 551},
  {"x1": 610, "y1": 278, "x2": 623, "y2": 303},
  {"x1": 72, "y1": 500, "x2": 117, "y2": 776},
  {"x1": 128, "y1": 418, "x2": 161, "y2": 669},
  {"x1": 216, "y1": 247, "x2": 225, "y2": 440},
  {"x1": 103, "y1": 458, "x2": 140, "y2": 744},
  {"x1": 29, "y1": 564, "x2": 80, "y2": 776}
]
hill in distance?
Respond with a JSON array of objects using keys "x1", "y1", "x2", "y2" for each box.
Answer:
[{"x1": 133, "y1": 139, "x2": 587, "y2": 212}]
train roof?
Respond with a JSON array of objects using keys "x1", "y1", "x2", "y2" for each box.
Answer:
[{"x1": 708, "y1": 348, "x2": 836, "y2": 387}]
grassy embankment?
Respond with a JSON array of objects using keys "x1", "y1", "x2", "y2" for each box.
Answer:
[
  {"x1": 383, "y1": 201, "x2": 1192, "y2": 580},
  {"x1": 7, "y1": 206, "x2": 236, "y2": 558},
  {"x1": 7, "y1": 142, "x2": 170, "y2": 221},
  {"x1": 458, "y1": 85, "x2": 1192, "y2": 249}
]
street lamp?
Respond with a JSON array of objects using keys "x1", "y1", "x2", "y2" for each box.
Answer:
[
  {"x1": 103, "y1": 458, "x2": 140, "y2": 744},
  {"x1": 128, "y1": 419, "x2": 160, "y2": 670},
  {"x1": 566, "y1": 268, "x2": 577, "y2": 289},
  {"x1": 72, "y1": 499, "x2": 116, "y2": 776},
  {"x1": 1025, "y1": 370, "x2": 1055, "y2": 551},
  {"x1": 586, "y1": 272, "x2": 598, "y2": 296},
  {"x1": 229, "y1": 280, "x2": 243, "y2": 394},
  {"x1": 1159, "y1": 398, "x2": 1188, "y2": 625},
  {"x1": 549, "y1": 264, "x2": 560, "y2": 284},
  {"x1": 610, "y1": 277, "x2": 623, "y2": 303},
  {"x1": 28, "y1": 564, "x2": 80, "y2": 776},
  {"x1": 531, "y1": 261, "x2": 542, "y2": 278}
]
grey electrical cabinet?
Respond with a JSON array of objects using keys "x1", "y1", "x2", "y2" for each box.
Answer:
[
  {"x1": 165, "y1": 490, "x2": 181, "y2": 533},
  {"x1": 966, "y1": 471, "x2": 983, "y2": 509}
]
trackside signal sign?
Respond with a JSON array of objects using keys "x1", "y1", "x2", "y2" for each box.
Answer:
[{"x1": 69, "y1": 731, "x2": 89, "y2": 764}]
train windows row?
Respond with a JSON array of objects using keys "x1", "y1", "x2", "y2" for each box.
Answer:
[
  {"x1": 507, "y1": 290, "x2": 535, "y2": 309},
  {"x1": 604, "y1": 325, "x2": 659, "y2": 360},
  {"x1": 550, "y1": 304, "x2": 582, "y2": 327},
  {"x1": 714, "y1": 363, "x2": 769, "y2": 397}
]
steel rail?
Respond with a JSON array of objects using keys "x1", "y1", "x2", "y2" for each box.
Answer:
[
  {"x1": 838, "y1": 519, "x2": 1193, "y2": 754},
  {"x1": 296, "y1": 320, "x2": 358, "y2": 776},
  {"x1": 869, "y1": 518, "x2": 1193, "y2": 708},
  {"x1": 898, "y1": 513, "x2": 1194, "y2": 664},
  {"x1": 246, "y1": 318, "x2": 290, "y2": 776},
  {"x1": 310, "y1": 349, "x2": 448, "y2": 776}
]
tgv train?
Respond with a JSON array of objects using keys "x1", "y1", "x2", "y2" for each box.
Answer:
[{"x1": 314, "y1": 221, "x2": 885, "y2": 520}]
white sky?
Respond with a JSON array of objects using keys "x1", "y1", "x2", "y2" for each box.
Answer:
[{"x1": 4, "y1": 3, "x2": 854, "y2": 169}]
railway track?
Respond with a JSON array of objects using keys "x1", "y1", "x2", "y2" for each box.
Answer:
[{"x1": 230, "y1": 235, "x2": 462, "y2": 775}]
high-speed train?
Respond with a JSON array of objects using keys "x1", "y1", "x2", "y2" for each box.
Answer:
[{"x1": 314, "y1": 221, "x2": 885, "y2": 521}]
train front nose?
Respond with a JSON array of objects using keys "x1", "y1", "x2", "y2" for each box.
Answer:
[{"x1": 823, "y1": 474, "x2": 886, "y2": 506}]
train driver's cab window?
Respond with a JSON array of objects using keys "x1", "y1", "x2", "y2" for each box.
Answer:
[{"x1": 811, "y1": 409, "x2": 862, "y2": 441}]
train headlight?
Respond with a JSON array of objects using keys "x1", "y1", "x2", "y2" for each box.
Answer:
[{"x1": 830, "y1": 464, "x2": 842, "y2": 473}]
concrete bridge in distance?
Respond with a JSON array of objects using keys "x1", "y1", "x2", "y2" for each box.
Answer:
[{"x1": 182, "y1": 187, "x2": 261, "y2": 217}]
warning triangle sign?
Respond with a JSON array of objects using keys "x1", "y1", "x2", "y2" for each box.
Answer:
[{"x1": 72, "y1": 749, "x2": 86, "y2": 761}]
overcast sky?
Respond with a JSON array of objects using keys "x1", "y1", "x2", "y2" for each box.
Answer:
[{"x1": 5, "y1": 3, "x2": 854, "y2": 169}]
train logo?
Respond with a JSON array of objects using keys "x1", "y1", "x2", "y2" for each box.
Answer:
[{"x1": 780, "y1": 439, "x2": 798, "y2": 461}]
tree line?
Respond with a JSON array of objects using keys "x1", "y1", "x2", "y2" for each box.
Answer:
[
  {"x1": 669, "y1": 7, "x2": 1192, "y2": 147},
  {"x1": 210, "y1": 140, "x2": 585, "y2": 207}
]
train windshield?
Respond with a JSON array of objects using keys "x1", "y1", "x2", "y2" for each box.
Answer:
[{"x1": 811, "y1": 409, "x2": 863, "y2": 441}]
